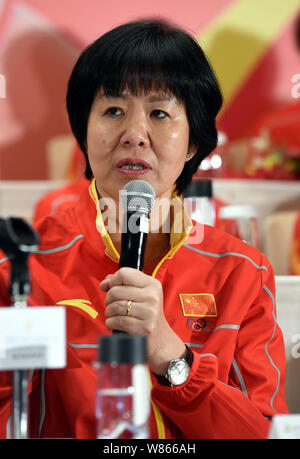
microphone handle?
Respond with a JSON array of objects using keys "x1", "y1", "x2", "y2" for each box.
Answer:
[
  {"x1": 119, "y1": 230, "x2": 148, "y2": 271},
  {"x1": 119, "y1": 211, "x2": 149, "y2": 271},
  {"x1": 114, "y1": 211, "x2": 149, "y2": 334}
]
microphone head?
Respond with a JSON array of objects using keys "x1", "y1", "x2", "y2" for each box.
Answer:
[{"x1": 120, "y1": 180, "x2": 156, "y2": 214}]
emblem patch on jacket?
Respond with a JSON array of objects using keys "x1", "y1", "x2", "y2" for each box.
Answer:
[
  {"x1": 56, "y1": 299, "x2": 98, "y2": 319},
  {"x1": 179, "y1": 293, "x2": 217, "y2": 317}
]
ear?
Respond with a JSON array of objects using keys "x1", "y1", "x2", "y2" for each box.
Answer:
[{"x1": 185, "y1": 144, "x2": 197, "y2": 162}]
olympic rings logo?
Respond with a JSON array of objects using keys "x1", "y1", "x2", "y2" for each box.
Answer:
[{"x1": 187, "y1": 317, "x2": 212, "y2": 332}]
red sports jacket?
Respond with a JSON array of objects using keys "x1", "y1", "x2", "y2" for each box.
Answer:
[{"x1": 0, "y1": 180, "x2": 288, "y2": 439}]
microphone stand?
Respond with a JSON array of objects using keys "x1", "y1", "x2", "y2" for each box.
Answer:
[
  {"x1": 11, "y1": 262, "x2": 30, "y2": 440},
  {"x1": 0, "y1": 217, "x2": 39, "y2": 439}
]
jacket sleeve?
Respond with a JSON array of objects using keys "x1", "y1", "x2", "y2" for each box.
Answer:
[{"x1": 151, "y1": 255, "x2": 288, "y2": 439}]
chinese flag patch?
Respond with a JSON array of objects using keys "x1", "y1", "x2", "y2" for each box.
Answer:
[{"x1": 179, "y1": 294, "x2": 217, "y2": 317}]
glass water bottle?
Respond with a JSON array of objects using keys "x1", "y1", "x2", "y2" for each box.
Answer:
[{"x1": 96, "y1": 334, "x2": 150, "y2": 439}]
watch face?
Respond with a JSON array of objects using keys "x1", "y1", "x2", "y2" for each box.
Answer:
[{"x1": 168, "y1": 360, "x2": 190, "y2": 385}]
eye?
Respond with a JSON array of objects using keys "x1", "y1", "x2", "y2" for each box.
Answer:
[
  {"x1": 150, "y1": 109, "x2": 169, "y2": 119},
  {"x1": 104, "y1": 107, "x2": 123, "y2": 117}
]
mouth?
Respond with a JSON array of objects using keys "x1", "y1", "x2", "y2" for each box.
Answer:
[{"x1": 117, "y1": 158, "x2": 152, "y2": 173}]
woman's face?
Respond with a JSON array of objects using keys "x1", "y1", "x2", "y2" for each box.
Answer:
[{"x1": 86, "y1": 88, "x2": 196, "y2": 203}]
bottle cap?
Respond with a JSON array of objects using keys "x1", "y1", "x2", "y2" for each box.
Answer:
[
  {"x1": 98, "y1": 334, "x2": 147, "y2": 364},
  {"x1": 183, "y1": 180, "x2": 213, "y2": 198}
]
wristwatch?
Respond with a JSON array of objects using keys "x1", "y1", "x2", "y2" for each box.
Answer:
[{"x1": 154, "y1": 345, "x2": 193, "y2": 386}]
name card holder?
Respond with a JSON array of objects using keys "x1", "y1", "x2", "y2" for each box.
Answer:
[
  {"x1": 0, "y1": 307, "x2": 66, "y2": 370},
  {"x1": 269, "y1": 415, "x2": 300, "y2": 439}
]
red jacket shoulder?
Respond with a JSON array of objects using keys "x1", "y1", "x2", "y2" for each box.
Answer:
[{"x1": 186, "y1": 222, "x2": 272, "y2": 277}]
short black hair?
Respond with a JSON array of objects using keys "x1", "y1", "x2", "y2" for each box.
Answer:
[{"x1": 66, "y1": 19, "x2": 223, "y2": 195}]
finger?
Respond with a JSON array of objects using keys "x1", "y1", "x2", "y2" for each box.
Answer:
[
  {"x1": 105, "y1": 300, "x2": 138, "y2": 319},
  {"x1": 104, "y1": 284, "x2": 147, "y2": 306},
  {"x1": 107, "y1": 267, "x2": 149, "y2": 289},
  {"x1": 99, "y1": 274, "x2": 113, "y2": 292},
  {"x1": 105, "y1": 314, "x2": 144, "y2": 335},
  {"x1": 105, "y1": 300, "x2": 151, "y2": 322}
]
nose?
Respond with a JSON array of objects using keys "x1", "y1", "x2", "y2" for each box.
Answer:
[{"x1": 120, "y1": 111, "x2": 150, "y2": 148}]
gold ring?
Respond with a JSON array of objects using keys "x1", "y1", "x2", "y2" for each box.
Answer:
[{"x1": 126, "y1": 300, "x2": 132, "y2": 316}]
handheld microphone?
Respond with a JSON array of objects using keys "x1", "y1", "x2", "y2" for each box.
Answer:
[
  {"x1": 119, "y1": 180, "x2": 156, "y2": 271},
  {"x1": 113, "y1": 180, "x2": 156, "y2": 334}
]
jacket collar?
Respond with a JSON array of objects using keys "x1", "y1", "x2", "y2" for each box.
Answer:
[{"x1": 88, "y1": 178, "x2": 193, "y2": 263}]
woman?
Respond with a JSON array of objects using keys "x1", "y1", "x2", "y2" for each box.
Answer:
[{"x1": 0, "y1": 19, "x2": 288, "y2": 439}]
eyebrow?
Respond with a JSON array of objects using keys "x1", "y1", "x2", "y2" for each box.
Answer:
[
  {"x1": 148, "y1": 95, "x2": 178, "y2": 104},
  {"x1": 97, "y1": 93, "x2": 178, "y2": 104}
]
